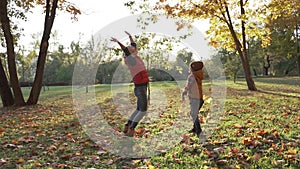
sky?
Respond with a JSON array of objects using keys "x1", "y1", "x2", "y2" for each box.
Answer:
[
  {"x1": 20, "y1": 0, "x2": 132, "y2": 47},
  {"x1": 19, "y1": 0, "x2": 209, "y2": 49}
]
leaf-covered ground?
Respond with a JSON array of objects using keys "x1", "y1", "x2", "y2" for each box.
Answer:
[{"x1": 0, "y1": 77, "x2": 299, "y2": 168}]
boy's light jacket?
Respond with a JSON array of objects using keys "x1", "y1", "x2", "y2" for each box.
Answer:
[{"x1": 183, "y1": 69, "x2": 204, "y2": 99}]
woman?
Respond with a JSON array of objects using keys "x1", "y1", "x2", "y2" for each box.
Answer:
[{"x1": 111, "y1": 31, "x2": 149, "y2": 137}]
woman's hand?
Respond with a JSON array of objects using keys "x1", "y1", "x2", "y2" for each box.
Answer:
[
  {"x1": 110, "y1": 37, "x2": 118, "y2": 42},
  {"x1": 125, "y1": 31, "x2": 131, "y2": 36}
]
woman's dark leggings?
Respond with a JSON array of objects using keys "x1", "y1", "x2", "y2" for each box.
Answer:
[{"x1": 127, "y1": 84, "x2": 148, "y2": 128}]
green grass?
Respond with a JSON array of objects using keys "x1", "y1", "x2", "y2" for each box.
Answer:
[{"x1": 0, "y1": 77, "x2": 299, "y2": 168}]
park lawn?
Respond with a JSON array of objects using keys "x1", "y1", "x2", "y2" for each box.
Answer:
[{"x1": 0, "y1": 77, "x2": 299, "y2": 168}]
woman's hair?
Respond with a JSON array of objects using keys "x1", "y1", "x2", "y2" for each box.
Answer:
[{"x1": 127, "y1": 45, "x2": 137, "y2": 54}]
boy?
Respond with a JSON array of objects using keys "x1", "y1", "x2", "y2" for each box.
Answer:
[{"x1": 181, "y1": 61, "x2": 204, "y2": 137}]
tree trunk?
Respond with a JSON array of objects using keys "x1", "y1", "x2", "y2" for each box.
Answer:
[
  {"x1": 296, "y1": 23, "x2": 300, "y2": 76},
  {"x1": 224, "y1": 1, "x2": 257, "y2": 91},
  {"x1": 0, "y1": 0, "x2": 25, "y2": 106},
  {"x1": 27, "y1": 0, "x2": 58, "y2": 105},
  {"x1": 253, "y1": 68, "x2": 257, "y2": 76},
  {"x1": 240, "y1": 0, "x2": 257, "y2": 91},
  {"x1": 0, "y1": 59, "x2": 14, "y2": 106},
  {"x1": 298, "y1": 55, "x2": 300, "y2": 76},
  {"x1": 263, "y1": 55, "x2": 271, "y2": 76},
  {"x1": 233, "y1": 72, "x2": 237, "y2": 83},
  {"x1": 242, "y1": 58, "x2": 257, "y2": 90}
]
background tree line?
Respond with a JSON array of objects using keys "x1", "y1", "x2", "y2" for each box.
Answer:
[
  {"x1": 7, "y1": 25, "x2": 299, "y2": 88},
  {"x1": 7, "y1": 33, "x2": 196, "y2": 86},
  {"x1": 125, "y1": 0, "x2": 300, "y2": 90},
  {"x1": 0, "y1": 0, "x2": 299, "y2": 107}
]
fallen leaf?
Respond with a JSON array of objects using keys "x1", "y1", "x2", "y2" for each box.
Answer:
[
  {"x1": 0, "y1": 127, "x2": 5, "y2": 132},
  {"x1": 106, "y1": 159, "x2": 114, "y2": 165},
  {"x1": 230, "y1": 147, "x2": 240, "y2": 154},
  {"x1": 133, "y1": 160, "x2": 141, "y2": 165},
  {"x1": 216, "y1": 159, "x2": 227, "y2": 165},
  {"x1": 148, "y1": 165, "x2": 155, "y2": 169},
  {"x1": 257, "y1": 129, "x2": 268, "y2": 136},
  {"x1": 286, "y1": 148, "x2": 297, "y2": 155},
  {"x1": 34, "y1": 162, "x2": 42, "y2": 167},
  {"x1": 233, "y1": 124, "x2": 243, "y2": 129},
  {"x1": 11, "y1": 139, "x2": 18, "y2": 144},
  {"x1": 249, "y1": 102, "x2": 256, "y2": 107},
  {"x1": 253, "y1": 153, "x2": 261, "y2": 161},
  {"x1": 17, "y1": 157, "x2": 24, "y2": 163},
  {"x1": 0, "y1": 158, "x2": 7, "y2": 166},
  {"x1": 136, "y1": 128, "x2": 144, "y2": 134}
]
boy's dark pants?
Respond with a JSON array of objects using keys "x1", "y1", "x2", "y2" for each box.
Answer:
[
  {"x1": 127, "y1": 84, "x2": 148, "y2": 129},
  {"x1": 190, "y1": 98, "x2": 204, "y2": 134}
]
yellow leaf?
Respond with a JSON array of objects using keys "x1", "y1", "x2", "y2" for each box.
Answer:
[
  {"x1": 206, "y1": 97, "x2": 212, "y2": 104},
  {"x1": 235, "y1": 165, "x2": 241, "y2": 169},
  {"x1": 66, "y1": 133, "x2": 73, "y2": 138},
  {"x1": 17, "y1": 157, "x2": 24, "y2": 163},
  {"x1": 133, "y1": 160, "x2": 141, "y2": 164},
  {"x1": 286, "y1": 149, "x2": 297, "y2": 155},
  {"x1": 211, "y1": 41, "x2": 219, "y2": 48},
  {"x1": 233, "y1": 124, "x2": 243, "y2": 129},
  {"x1": 148, "y1": 165, "x2": 155, "y2": 169}
]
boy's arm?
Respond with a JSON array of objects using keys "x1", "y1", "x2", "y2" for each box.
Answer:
[{"x1": 181, "y1": 75, "x2": 193, "y2": 101}]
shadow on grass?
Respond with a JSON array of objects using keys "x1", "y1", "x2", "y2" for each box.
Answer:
[
  {"x1": 254, "y1": 76, "x2": 300, "y2": 86},
  {"x1": 226, "y1": 87, "x2": 256, "y2": 97},
  {"x1": 257, "y1": 89, "x2": 300, "y2": 99}
]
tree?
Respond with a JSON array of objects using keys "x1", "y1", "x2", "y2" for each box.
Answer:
[
  {"x1": 267, "y1": 0, "x2": 300, "y2": 76},
  {"x1": 218, "y1": 48, "x2": 241, "y2": 82},
  {"x1": 27, "y1": 0, "x2": 61, "y2": 104},
  {"x1": 125, "y1": 0, "x2": 280, "y2": 91},
  {"x1": 265, "y1": 29, "x2": 298, "y2": 76},
  {"x1": 174, "y1": 48, "x2": 193, "y2": 77},
  {"x1": 0, "y1": 55, "x2": 14, "y2": 106},
  {"x1": 17, "y1": 46, "x2": 36, "y2": 83},
  {"x1": 0, "y1": 0, "x2": 80, "y2": 106},
  {"x1": 0, "y1": 0, "x2": 25, "y2": 106}
]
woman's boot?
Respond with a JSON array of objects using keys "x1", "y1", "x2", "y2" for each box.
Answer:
[
  {"x1": 126, "y1": 127, "x2": 135, "y2": 137},
  {"x1": 123, "y1": 122, "x2": 132, "y2": 133}
]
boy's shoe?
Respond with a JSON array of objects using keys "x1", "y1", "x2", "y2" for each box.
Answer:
[
  {"x1": 198, "y1": 131, "x2": 207, "y2": 143},
  {"x1": 196, "y1": 128, "x2": 202, "y2": 135},
  {"x1": 126, "y1": 128, "x2": 135, "y2": 137},
  {"x1": 189, "y1": 127, "x2": 202, "y2": 134},
  {"x1": 188, "y1": 128, "x2": 196, "y2": 133}
]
